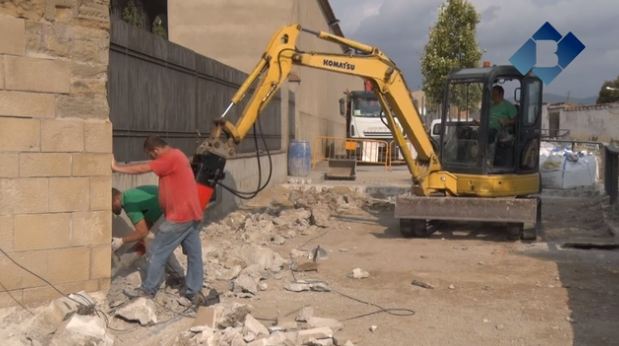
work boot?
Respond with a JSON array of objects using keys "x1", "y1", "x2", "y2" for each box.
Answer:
[
  {"x1": 123, "y1": 287, "x2": 154, "y2": 299},
  {"x1": 185, "y1": 291, "x2": 206, "y2": 309}
]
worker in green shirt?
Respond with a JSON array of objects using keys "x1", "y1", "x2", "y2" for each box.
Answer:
[
  {"x1": 111, "y1": 185, "x2": 185, "y2": 287},
  {"x1": 489, "y1": 85, "x2": 517, "y2": 133}
]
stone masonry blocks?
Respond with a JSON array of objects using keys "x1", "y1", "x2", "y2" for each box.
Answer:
[
  {"x1": 41, "y1": 119, "x2": 84, "y2": 152},
  {"x1": 46, "y1": 247, "x2": 90, "y2": 283},
  {"x1": 0, "y1": 90, "x2": 56, "y2": 118},
  {"x1": 71, "y1": 211, "x2": 112, "y2": 246},
  {"x1": 49, "y1": 177, "x2": 90, "y2": 212},
  {"x1": 0, "y1": 178, "x2": 49, "y2": 215},
  {"x1": 0, "y1": 153, "x2": 19, "y2": 178},
  {"x1": 0, "y1": 215, "x2": 13, "y2": 251},
  {"x1": 0, "y1": 250, "x2": 48, "y2": 290},
  {"x1": 72, "y1": 153, "x2": 112, "y2": 176},
  {"x1": 90, "y1": 245, "x2": 111, "y2": 279},
  {"x1": 5, "y1": 56, "x2": 71, "y2": 93},
  {"x1": 14, "y1": 213, "x2": 71, "y2": 251},
  {"x1": 0, "y1": 14, "x2": 25, "y2": 55},
  {"x1": 20, "y1": 153, "x2": 72, "y2": 177},
  {"x1": 90, "y1": 176, "x2": 111, "y2": 211},
  {"x1": 84, "y1": 120, "x2": 113, "y2": 153},
  {"x1": 0, "y1": 117, "x2": 40, "y2": 152}
]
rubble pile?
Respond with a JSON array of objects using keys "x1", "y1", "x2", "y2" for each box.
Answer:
[
  {"x1": 0, "y1": 187, "x2": 370, "y2": 346},
  {"x1": 175, "y1": 302, "x2": 351, "y2": 346}
]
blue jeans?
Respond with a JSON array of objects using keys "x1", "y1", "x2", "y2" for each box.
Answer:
[{"x1": 141, "y1": 220, "x2": 203, "y2": 296}]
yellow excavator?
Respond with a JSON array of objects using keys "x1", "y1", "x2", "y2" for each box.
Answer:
[{"x1": 192, "y1": 25, "x2": 542, "y2": 240}]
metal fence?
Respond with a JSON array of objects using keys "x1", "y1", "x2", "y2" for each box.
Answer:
[
  {"x1": 109, "y1": 16, "x2": 283, "y2": 161},
  {"x1": 605, "y1": 146, "x2": 619, "y2": 205},
  {"x1": 312, "y1": 137, "x2": 392, "y2": 169}
]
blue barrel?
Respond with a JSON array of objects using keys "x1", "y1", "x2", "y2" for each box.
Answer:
[{"x1": 288, "y1": 140, "x2": 312, "y2": 177}]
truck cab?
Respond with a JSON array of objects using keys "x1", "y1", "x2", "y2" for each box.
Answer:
[{"x1": 340, "y1": 91, "x2": 391, "y2": 139}]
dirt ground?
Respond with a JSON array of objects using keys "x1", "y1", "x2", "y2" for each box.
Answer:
[{"x1": 106, "y1": 185, "x2": 619, "y2": 346}]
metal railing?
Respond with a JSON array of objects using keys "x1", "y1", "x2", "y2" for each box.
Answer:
[{"x1": 312, "y1": 137, "x2": 391, "y2": 169}]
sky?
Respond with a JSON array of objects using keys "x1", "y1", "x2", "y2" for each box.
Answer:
[{"x1": 330, "y1": 0, "x2": 619, "y2": 101}]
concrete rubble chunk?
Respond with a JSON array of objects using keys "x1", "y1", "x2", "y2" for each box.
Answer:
[
  {"x1": 310, "y1": 206, "x2": 331, "y2": 227},
  {"x1": 243, "y1": 314, "x2": 270, "y2": 342},
  {"x1": 115, "y1": 297, "x2": 158, "y2": 326},
  {"x1": 219, "y1": 327, "x2": 246, "y2": 346},
  {"x1": 234, "y1": 272, "x2": 259, "y2": 295},
  {"x1": 343, "y1": 340, "x2": 355, "y2": 346},
  {"x1": 49, "y1": 314, "x2": 114, "y2": 346},
  {"x1": 369, "y1": 325, "x2": 377, "y2": 332},
  {"x1": 350, "y1": 268, "x2": 369, "y2": 279},
  {"x1": 298, "y1": 327, "x2": 334, "y2": 344},
  {"x1": 304, "y1": 338, "x2": 334, "y2": 346},
  {"x1": 285, "y1": 280, "x2": 331, "y2": 293},
  {"x1": 217, "y1": 302, "x2": 252, "y2": 329},
  {"x1": 307, "y1": 317, "x2": 343, "y2": 331},
  {"x1": 290, "y1": 249, "x2": 309, "y2": 258},
  {"x1": 248, "y1": 331, "x2": 292, "y2": 346},
  {"x1": 296, "y1": 306, "x2": 314, "y2": 322}
]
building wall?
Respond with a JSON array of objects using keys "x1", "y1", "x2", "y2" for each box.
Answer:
[
  {"x1": 0, "y1": 1, "x2": 112, "y2": 307},
  {"x1": 168, "y1": 0, "x2": 359, "y2": 146},
  {"x1": 559, "y1": 104, "x2": 619, "y2": 143}
]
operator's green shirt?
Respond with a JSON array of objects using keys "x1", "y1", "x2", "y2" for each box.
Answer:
[
  {"x1": 489, "y1": 100, "x2": 517, "y2": 130},
  {"x1": 122, "y1": 185, "x2": 162, "y2": 226}
]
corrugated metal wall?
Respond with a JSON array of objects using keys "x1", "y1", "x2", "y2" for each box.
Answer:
[{"x1": 109, "y1": 16, "x2": 282, "y2": 161}]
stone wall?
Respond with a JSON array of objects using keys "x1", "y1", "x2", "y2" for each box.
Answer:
[
  {"x1": 558, "y1": 103, "x2": 619, "y2": 143},
  {"x1": 0, "y1": 0, "x2": 112, "y2": 307}
]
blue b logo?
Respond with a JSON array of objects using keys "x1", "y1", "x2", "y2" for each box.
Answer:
[{"x1": 509, "y1": 22, "x2": 585, "y2": 84}]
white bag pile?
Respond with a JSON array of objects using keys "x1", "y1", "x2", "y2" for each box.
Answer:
[{"x1": 539, "y1": 142, "x2": 598, "y2": 189}]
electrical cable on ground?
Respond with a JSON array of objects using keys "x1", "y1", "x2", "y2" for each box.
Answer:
[{"x1": 0, "y1": 247, "x2": 91, "y2": 310}]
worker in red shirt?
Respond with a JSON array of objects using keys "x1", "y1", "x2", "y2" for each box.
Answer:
[{"x1": 112, "y1": 136, "x2": 204, "y2": 306}]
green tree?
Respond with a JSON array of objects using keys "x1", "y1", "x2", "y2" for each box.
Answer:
[
  {"x1": 597, "y1": 76, "x2": 619, "y2": 104},
  {"x1": 122, "y1": 0, "x2": 145, "y2": 28},
  {"x1": 421, "y1": 0, "x2": 482, "y2": 109}
]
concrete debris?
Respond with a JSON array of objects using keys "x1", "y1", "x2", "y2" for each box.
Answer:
[
  {"x1": 448, "y1": 284, "x2": 456, "y2": 290},
  {"x1": 115, "y1": 297, "x2": 158, "y2": 326},
  {"x1": 411, "y1": 279, "x2": 434, "y2": 289},
  {"x1": 307, "y1": 317, "x2": 343, "y2": 331},
  {"x1": 290, "y1": 249, "x2": 309, "y2": 258},
  {"x1": 285, "y1": 280, "x2": 331, "y2": 293},
  {"x1": 310, "y1": 206, "x2": 331, "y2": 227},
  {"x1": 369, "y1": 325, "x2": 377, "y2": 332},
  {"x1": 49, "y1": 314, "x2": 113, "y2": 346},
  {"x1": 296, "y1": 306, "x2": 314, "y2": 322},
  {"x1": 194, "y1": 306, "x2": 218, "y2": 329},
  {"x1": 304, "y1": 338, "x2": 334, "y2": 346},
  {"x1": 270, "y1": 234, "x2": 286, "y2": 245},
  {"x1": 297, "y1": 327, "x2": 334, "y2": 344},
  {"x1": 242, "y1": 314, "x2": 270, "y2": 342},
  {"x1": 219, "y1": 326, "x2": 246, "y2": 346},
  {"x1": 216, "y1": 302, "x2": 252, "y2": 329},
  {"x1": 274, "y1": 208, "x2": 312, "y2": 227},
  {"x1": 349, "y1": 268, "x2": 369, "y2": 279},
  {"x1": 343, "y1": 340, "x2": 355, "y2": 346},
  {"x1": 234, "y1": 272, "x2": 259, "y2": 296}
]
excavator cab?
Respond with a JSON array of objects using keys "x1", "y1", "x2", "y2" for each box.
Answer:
[{"x1": 439, "y1": 65, "x2": 542, "y2": 178}]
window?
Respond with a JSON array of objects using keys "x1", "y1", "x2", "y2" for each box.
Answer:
[{"x1": 525, "y1": 80, "x2": 541, "y2": 125}]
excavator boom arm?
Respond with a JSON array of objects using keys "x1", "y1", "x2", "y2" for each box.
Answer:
[{"x1": 199, "y1": 25, "x2": 442, "y2": 194}]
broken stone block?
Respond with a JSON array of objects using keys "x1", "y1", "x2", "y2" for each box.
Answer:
[
  {"x1": 369, "y1": 325, "x2": 377, "y2": 332},
  {"x1": 310, "y1": 206, "x2": 331, "y2": 227},
  {"x1": 217, "y1": 302, "x2": 252, "y2": 329},
  {"x1": 243, "y1": 314, "x2": 269, "y2": 342},
  {"x1": 234, "y1": 272, "x2": 259, "y2": 295},
  {"x1": 350, "y1": 268, "x2": 369, "y2": 279},
  {"x1": 50, "y1": 314, "x2": 113, "y2": 346},
  {"x1": 298, "y1": 327, "x2": 334, "y2": 344},
  {"x1": 304, "y1": 337, "x2": 334, "y2": 346},
  {"x1": 115, "y1": 297, "x2": 158, "y2": 326},
  {"x1": 285, "y1": 281, "x2": 331, "y2": 293},
  {"x1": 193, "y1": 306, "x2": 218, "y2": 329},
  {"x1": 271, "y1": 234, "x2": 286, "y2": 245},
  {"x1": 296, "y1": 306, "x2": 314, "y2": 322},
  {"x1": 307, "y1": 317, "x2": 343, "y2": 331},
  {"x1": 219, "y1": 327, "x2": 245, "y2": 346}
]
